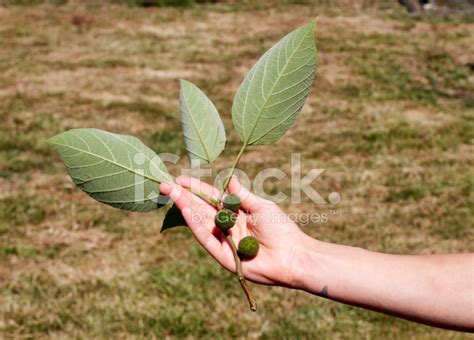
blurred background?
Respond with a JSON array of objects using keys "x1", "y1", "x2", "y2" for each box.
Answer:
[{"x1": 0, "y1": 0, "x2": 473, "y2": 338}]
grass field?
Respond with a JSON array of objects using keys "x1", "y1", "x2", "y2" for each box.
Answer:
[{"x1": 0, "y1": 0, "x2": 473, "y2": 338}]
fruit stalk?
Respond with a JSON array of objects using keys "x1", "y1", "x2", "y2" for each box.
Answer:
[{"x1": 225, "y1": 232, "x2": 257, "y2": 312}]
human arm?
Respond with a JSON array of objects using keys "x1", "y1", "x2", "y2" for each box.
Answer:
[
  {"x1": 159, "y1": 176, "x2": 474, "y2": 332},
  {"x1": 292, "y1": 236, "x2": 474, "y2": 332}
]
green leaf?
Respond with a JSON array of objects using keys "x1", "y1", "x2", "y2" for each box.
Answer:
[
  {"x1": 160, "y1": 204, "x2": 188, "y2": 232},
  {"x1": 232, "y1": 21, "x2": 317, "y2": 145},
  {"x1": 47, "y1": 128, "x2": 173, "y2": 212},
  {"x1": 179, "y1": 79, "x2": 226, "y2": 166}
]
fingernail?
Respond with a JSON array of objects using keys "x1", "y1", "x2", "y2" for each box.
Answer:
[
  {"x1": 168, "y1": 186, "x2": 180, "y2": 200},
  {"x1": 160, "y1": 183, "x2": 172, "y2": 195},
  {"x1": 182, "y1": 207, "x2": 191, "y2": 217}
]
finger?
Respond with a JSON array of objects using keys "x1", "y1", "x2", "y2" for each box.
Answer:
[
  {"x1": 246, "y1": 212, "x2": 259, "y2": 228},
  {"x1": 238, "y1": 211, "x2": 250, "y2": 236},
  {"x1": 160, "y1": 182, "x2": 208, "y2": 211},
  {"x1": 176, "y1": 176, "x2": 221, "y2": 200},
  {"x1": 181, "y1": 206, "x2": 226, "y2": 263},
  {"x1": 159, "y1": 182, "x2": 172, "y2": 196},
  {"x1": 161, "y1": 183, "x2": 228, "y2": 263},
  {"x1": 228, "y1": 176, "x2": 269, "y2": 213},
  {"x1": 223, "y1": 210, "x2": 245, "y2": 241},
  {"x1": 184, "y1": 205, "x2": 236, "y2": 271}
]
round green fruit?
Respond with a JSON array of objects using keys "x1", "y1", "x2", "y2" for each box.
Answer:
[
  {"x1": 222, "y1": 194, "x2": 241, "y2": 212},
  {"x1": 238, "y1": 236, "x2": 259, "y2": 259},
  {"x1": 215, "y1": 209, "x2": 237, "y2": 231}
]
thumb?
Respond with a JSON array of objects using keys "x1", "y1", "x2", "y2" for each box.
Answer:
[{"x1": 228, "y1": 176, "x2": 270, "y2": 213}]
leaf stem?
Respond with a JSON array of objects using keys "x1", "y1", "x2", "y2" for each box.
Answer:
[
  {"x1": 220, "y1": 143, "x2": 247, "y2": 200},
  {"x1": 225, "y1": 232, "x2": 257, "y2": 312},
  {"x1": 209, "y1": 163, "x2": 217, "y2": 180}
]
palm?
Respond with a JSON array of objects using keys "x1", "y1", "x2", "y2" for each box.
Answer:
[{"x1": 160, "y1": 176, "x2": 305, "y2": 286}]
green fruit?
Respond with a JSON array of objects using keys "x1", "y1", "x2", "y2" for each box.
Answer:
[
  {"x1": 215, "y1": 209, "x2": 237, "y2": 231},
  {"x1": 222, "y1": 194, "x2": 241, "y2": 212},
  {"x1": 238, "y1": 236, "x2": 259, "y2": 259}
]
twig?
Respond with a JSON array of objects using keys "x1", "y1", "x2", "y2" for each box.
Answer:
[
  {"x1": 172, "y1": 175, "x2": 257, "y2": 311},
  {"x1": 225, "y1": 233, "x2": 257, "y2": 312}
]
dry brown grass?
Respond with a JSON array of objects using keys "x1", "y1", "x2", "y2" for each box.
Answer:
[{"x1": 0, "y1": 1, "x2": 473, "y2": 338}]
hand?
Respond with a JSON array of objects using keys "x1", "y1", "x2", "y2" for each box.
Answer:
[{"x1": 160, "y1": 176, "x2": 309, "y2": 287}]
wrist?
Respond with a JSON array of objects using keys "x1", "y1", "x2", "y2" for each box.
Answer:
[
  {"x1": 287, "y1": 233, "x2": 325, "y2": 291},
  {"x1": 289, "y1": 235, "x2": 373, "y2": 297}
]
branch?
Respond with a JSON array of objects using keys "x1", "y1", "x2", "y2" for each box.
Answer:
[{"x1": 225, "y1": 233, "x2": 257, "y2": 312}]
